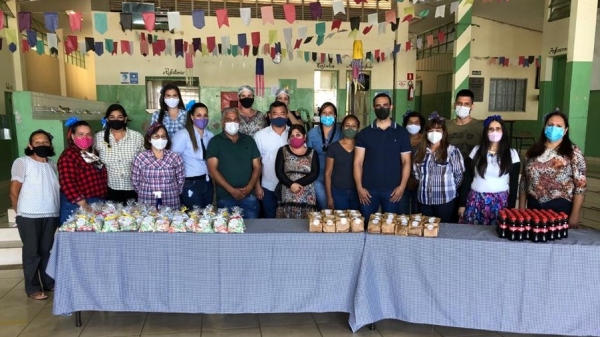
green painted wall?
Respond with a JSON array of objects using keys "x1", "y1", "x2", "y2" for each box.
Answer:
[
  {"x1": 419, "y1": 92, "x2": 452, "y2": 119},
  {"x1": 563, "y1": 61, "x2": 592, "y2": 152},
  {"x1": 585, "y1": 91, "x2": 600, "y2": 157}
]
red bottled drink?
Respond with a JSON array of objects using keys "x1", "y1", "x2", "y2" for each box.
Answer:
[
  {"x1": 540, "y1": 216, "x2": 548, "y2": 243},
  {"x1": 548, "y1": 216, "x2": 556, "y2": 241},
  {"x1": 523, "y1": 213, "x2": 531, "y2": 241},
  {"x1": 560, "y1": 212, "x2": 569, "y2": 238},
  {"x1": 508, "y1": 215, "x2": 518, "y2": 241},
  {"x1": 498, "y1": 210, "x2": 508, "y2": 238},
  {"x1": 531, "y1": 217, "x2": 541, "y2": 243}
]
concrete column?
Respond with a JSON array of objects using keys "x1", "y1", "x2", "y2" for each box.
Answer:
[
  {"x1": 563, "y1": 0, "x2": 598, "y2": 152},
  {"x1": 5, "y1": 0, "x2": 26, "y2": 91},
  {"x1": 452, "y1": 0, "x2": 473, "y2": 108},
  {"x1": 55, "y1": 29, "x2": 67, "y2": 96}
]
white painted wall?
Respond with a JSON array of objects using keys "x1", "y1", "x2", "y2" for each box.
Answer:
[{"x1": 469, "y1": 17, "x2": 542, "y2": 120}]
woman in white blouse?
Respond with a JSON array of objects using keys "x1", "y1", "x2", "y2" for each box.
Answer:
[{"x1": 9, "y1": 130, "x2": 60, "y2": 300}]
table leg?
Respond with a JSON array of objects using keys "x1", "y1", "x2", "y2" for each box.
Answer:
[
  {"x1": 75, "y1": 311, "x2": 82, "y2": 327},
  {"x1": 369, "y1": 323, "x2": 376, "y2": 330}
]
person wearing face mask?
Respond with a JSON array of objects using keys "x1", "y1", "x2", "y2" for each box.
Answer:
[
  {"x1": 94, "y1": 104, "x2": 144, "y2": 204},
  {"x1": 518, "y1": 110, "x2": 587, "y2": 229},
  {"x1": 458, "y1": 116, "x2": 520, "y2": 225},
  {"x1": 275, "y1": 124, "x2": 320, "y2": 218},
  {"x1": 413, "y1": 112, "x2": 465, "y2": 223},
  {"x1": 265, "y1": 88, "x2": 303, "y2": 127},
  {"x1": 237, "y1": 85, "x2": 267, "y2": 137},
  {"x1": 57, "y1": 119, "x2": 108, "y2": 225},
  {"x1": 151, "y1": 83, "x2": 188, "y2": 136},
  {"x1": 402, "y1": 111, "x2": 426, "y2": 213},
  {"x1": 354, "y1": 93, "x2": 412, "y2": 222},
  {"x1": 254, "y1": 101, "x2": 290, "y2": 218},
  {"x1": 306, "y1": 102, "x2": 342, "y2": 210},
  {"x1": 171, "y1": 102, "x2": 214, "y2": 209},
  {"x1": 207, "y1": 108, "x2": 262, "y2": 219},
  {"x1": 446, "y1": 89, "x2": 484, "y2": 160},
  {"x1": 10, "y1": 130, "x2": 59, "y2": 300},
  {"x1": 325, "y1": 115, "x2": 361, "y2": 210},
  {"x1": 131, "y1": 123, "x2": 185, "y2": 208}
]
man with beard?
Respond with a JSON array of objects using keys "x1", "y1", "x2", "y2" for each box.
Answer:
[{"x1": 353, "y1": 93, "x2": 412, "y2": 222}]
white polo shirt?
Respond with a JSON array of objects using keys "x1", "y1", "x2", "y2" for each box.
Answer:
[{"x1": 253, "y1": 125, "x2": 289, "y2": 191}]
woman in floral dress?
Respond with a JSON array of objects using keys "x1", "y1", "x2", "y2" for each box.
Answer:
[{"x1": 275, "y1": 125, "x2": 320, "y2": 218}]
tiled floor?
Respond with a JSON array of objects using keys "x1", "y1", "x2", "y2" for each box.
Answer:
[{"x1": 0, "y1": 269, "x2": 576, "y2": 337}]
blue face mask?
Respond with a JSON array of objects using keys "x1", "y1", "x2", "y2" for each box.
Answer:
[
  {"x1": 544, "y1": 126, "x2": 564, "y2": 142},
  {"x1": 320, "y1": 115, "x2": 335, "y2": 127},
  {"x1": 270, "y1": 117, "x2": 288, "y2": 127}
]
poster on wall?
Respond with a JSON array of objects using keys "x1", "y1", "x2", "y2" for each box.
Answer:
[
  {"x1": 120, "y1": 72, "x2": 130, "y2": 84},
  {"x1": 130, "y1": 72, "x2": 139, "y2": 84}
]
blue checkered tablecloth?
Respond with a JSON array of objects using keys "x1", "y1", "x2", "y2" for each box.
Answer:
[
  {"x1": 350, "y1": 223, "x2": 600, "y2": 336},
  {"x1": 46, "y1": 220, "x2": 365, "y2": 318}
]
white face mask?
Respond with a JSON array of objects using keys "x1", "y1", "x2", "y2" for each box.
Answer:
[
  {"x1": 150, "y1": 138, "x2": 168, "y2": 150},
  {"x1": 427, "y1": 131, "x2": 443, "y2": 144},
  {"x1": 488, "y1": 131, "x2": 503, "y2": 143},
  {"x1": 455, "y1": 106, "x2": 471, "y2": 119},
  {"x1": 224, "y1": 122, "x2": 240, "y2": 136},
  {"x1": 406, "y1": 124, "x2": 421, "y2": 135},
  {"x1": 165, "y1": 98, "x2": 180, "y2": 109}
]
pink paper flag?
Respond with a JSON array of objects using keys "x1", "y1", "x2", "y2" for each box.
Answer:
[
  {"x1": 216, "y1": 9, "x2": 229, "y2": 28},
  {"x1": 283, "y1": 4, "x2": 296, "y2": 24},
  {"x1": 0, "y1": 11, "x2": 4, "y2": 30},
  {"x1": 121, "y1": 40, "x2": 131, "y2": 55},
  {"x1": 438, "y1": 31, "x2": 445, "y2": 44},
  {"x1": 142, "y1": 12, "x2": 155, "y2": 32},
  {"x1": 331, "y1": 19, "x2": 342, "y2": 31},
  {"x1": 69, "y1": 12, "x2": 82, "y2": 32},
  {"x1": 362, "y1": 26, "x2": 373, "y2": 35},
  {"x1": 261, "y1": 6, "x2": 275, "y2": 25},
  {"x1": 186, "y1": 51, "x2": 193, "y2": 68},
  {"x1": 385, "y1": 10, "x2": 397, "y2": 24},
  {"x1": 426, "y1": 35, "x2": 434, "y2": 47}
]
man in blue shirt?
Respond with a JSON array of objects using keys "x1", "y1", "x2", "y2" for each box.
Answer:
[{"x1": 353, "y1": 93, "x2": 412, "y2": 222}]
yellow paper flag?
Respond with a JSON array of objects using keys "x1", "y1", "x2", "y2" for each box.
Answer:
[
  {"x1": 269, "y1": 30, "x2": 278, "y2": 44},
  {"x1": 404, "y1": 6, "x2": 415, "y2": 16}
]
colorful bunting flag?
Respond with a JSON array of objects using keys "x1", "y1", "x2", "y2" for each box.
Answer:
[
  {"x1": 283, "y1": 4, "x2": 296, "y2": 24},
  {"x1": 69, "y1": 12, "x2": 82, "y2": 32},
  {"x1": 216, "y1": 9, "x2": 229, "y2": 28},
  {"x1": 192, "y1": 10, "x2": 205, "y2": 29},
  {"x1": 94, "y1": 12, "x2": 107, "y2": 34},
  {"x1": 45, "y1": 12, "x2": 58, "y2": 33},
  {"x1": 142, "y1": 12, "x2": 155, "y2": 32},
  {"x1": 261, "y1": 6, "x2": 275, "y2": 25}
]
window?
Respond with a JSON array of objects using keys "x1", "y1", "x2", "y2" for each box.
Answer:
[
  {"x1": 488, "y1": 79, "x2": 526, "y2": 112},
  {"x1": 146, "y1": 77, "x2": 200, "y2": 111},
  {"x1": 548, "y1": 0, "x2": 570, "y2": 22},
  {"x1": 109, "y1": 0, "x2": 391, "y2": 22},
  {"x1": 416, "y1": 22, "x2": 455, "y2": 60},
  {"x1": 314, "y1": 70, "x2": 338, "y2": 114},
  {"x1": 65, "y1": 51, "x2": 86, "y2": 69}
]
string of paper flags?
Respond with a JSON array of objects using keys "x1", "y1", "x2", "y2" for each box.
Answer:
[{"x1": 474, "y1": 55, "x2": 542, "y2": 68}]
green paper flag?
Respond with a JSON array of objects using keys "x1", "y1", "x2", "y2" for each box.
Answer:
[
  {"x1": 418, "y1": 9, "x2": 430, "y2": 17},
  {"x1": 304, "y1": 51, "x2": 309, "y2": 62},
  {"x1": 316, "y1": 22, "x2": 326, "y2": 36},
  {"x1": 464, "y1": 0, "x2": 474, "y2": 4},
  {"x1": 36, "y1": 40, "x2": 45, "y2": 55},
  {"x1": 105, "y1": 39, "x2": 113, "y2": 53},
  {"x1": 269, "y1": 30, "x2": 278, "y2": 44},
  {"x1": 232, "y1": 45, "x2": 238, "y2": 56},
  {"x1": 316, "y1": 35, "x2": 324, "y2": 46}
]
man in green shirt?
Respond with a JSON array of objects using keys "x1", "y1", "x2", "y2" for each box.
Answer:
[
  {"x1": 446, "y1": 89, "x2": 485, "y2": 159},
  {"x1": 207, "y1": 107, "x2": 262, "y2": 218}
]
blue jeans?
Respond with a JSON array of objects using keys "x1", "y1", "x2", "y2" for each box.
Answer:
[
  {"x1": 217, "y1": 194, "x2": 259, "y2": 219},
  {"x1": 419, "y1": 198, "x2": 456, "y2": 223},
  {"x1": 359, "y1": 189, "x2": 410, "y2": 223},
  {"x1": 331, "y1": 186, "x2": 360, "y2": 210},
  {"x1": 260, "y1": 188, "x2": 278, "y2": 219},
  {"x1": 314, "y1": 180, "x2": 327, "y2": 210},
  {"x1": 59, "y1": 192, "x2": 103, "y2": 225},
  {"x1": 179, "y1": 178, "x2": 214, "y2": 210}
]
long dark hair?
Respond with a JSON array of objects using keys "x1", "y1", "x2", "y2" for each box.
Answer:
[
  {"x1": 341, "y1": 114, "x2": 360, "y2": 130},
  {"x1": 526, "y1": 110, "x2": 574, "y2": 160},
  {"x1": 414, "y1": 114, "x2": 449, "y2": 163},
  {"x1": 473, "y1": 116, "x2": 511, "y2": 178},
  {"x1": 185, "y1": 102, "x2": 209, "y2": 152},
  {"x1": 318, "y1": 102, "x2": 338, "y2": 151},
  {"x1": 103, "y1": 104, "x2": 128, "y2": 148},
  {"x1": 158, "y1": 83, "x2": 185, "y2": 123},
  {"x1": 24, "y1": 129, "x2": 55, "y2": 156}
]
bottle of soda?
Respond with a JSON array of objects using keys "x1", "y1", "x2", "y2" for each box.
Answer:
[
  {"x1": 498, "y1": 210, "x2": 508, "y2": 238},
  {"x1": 517, "y1": 216, "x2": 525, "y2": 241},
  {"x1": 540, "y1": 216, "x2": 548, "y2": 243},
  {"x1": 522, "y1": 213, "x2": 531, "y2": 241},
  {"x1": 508, "y1": 215, "x2": 518, "y2": 241},
  {"x1": 547, "y1": 216, "x2": 556, "y2": 241},
  {"x1": 560, "y1": 212, "x2": 569, "y2": 238},
  {"x1": 553, "y1": 214, "x2": 562, "y2": 240},
  {"x1": 531, "y1": 217, "x2": 541, "y2": 243}
]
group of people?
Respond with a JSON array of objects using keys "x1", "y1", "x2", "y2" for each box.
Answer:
[{"x1": 10, "y1": 84, "x2": 587, "y2": 300}]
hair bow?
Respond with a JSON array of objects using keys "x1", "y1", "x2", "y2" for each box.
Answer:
[
  {"x1": 484, "y1": 115, "x2": 502, "y2": 128},
  {"x1": 185, "y1": 100, "x2": 196, "y2": 112},
  {"x1": 64, "y1": 117, "x2": 80, "y2": 127},
  {"x1": 428, "y1": 111, "x2": 444, "y2": 121}
]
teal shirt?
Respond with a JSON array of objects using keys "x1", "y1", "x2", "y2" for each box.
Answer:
[{"x1": 206, "y1": 132, "x2": 260, "y2": 200}]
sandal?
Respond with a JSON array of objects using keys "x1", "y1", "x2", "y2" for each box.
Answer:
[{"x1": 28, "y1": 292, "x2": 48, "y2": 300}]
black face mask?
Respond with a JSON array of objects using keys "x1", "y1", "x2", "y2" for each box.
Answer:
[
  {"x1": 32, "y1": 145, "x2": 53, "y2": 158},
  {"x1": 374, "y1": 108, "x2": 390, "y2": 120},
  {"x1": 239, "y1": 97, "x2": 254, "y2": 109},
  {"x1": 107, "y1": 120, "x2": 126, "y2": 130}
]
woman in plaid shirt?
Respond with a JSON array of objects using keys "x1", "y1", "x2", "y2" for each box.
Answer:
[
  {"x1": 57, "y1": 120, "x2": 108, "y2": 224},
  {"x1": 413, "y1": 112, "x2": 465, "y2": 223},
  {"x1": 131, "y1": 123, "x2": 185, "y2": 208}
]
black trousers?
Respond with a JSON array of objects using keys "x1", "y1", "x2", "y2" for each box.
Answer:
[
  {"x1": 419, "y1": 198, "x2": 457, "y2": 223},
  {"x1": 107, "y1": 187, "x2": 138, "y2": 205},
  {"x1": 16, "y1": 216, "x2": 58, "y2": 295}
]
